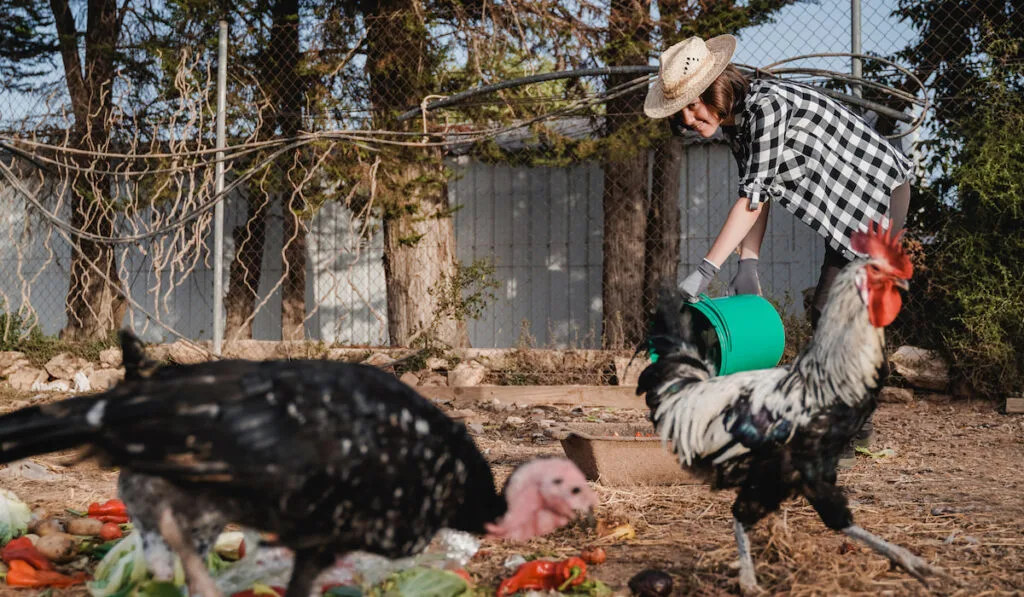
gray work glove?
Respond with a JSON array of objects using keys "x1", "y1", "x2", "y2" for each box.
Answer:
[
  {"x1": 679, "y1": 258, "x2": 719, "y2": 302},
  {"x1": 729, "y1": 257, "x2": 762, "y2": 296}
]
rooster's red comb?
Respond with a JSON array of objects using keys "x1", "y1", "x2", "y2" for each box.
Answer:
[{"x1": 850, "y1": 221, "x2": 912, "y2": 278}]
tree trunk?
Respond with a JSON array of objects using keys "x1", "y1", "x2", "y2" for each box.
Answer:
[
  {"x1": 382, "y1": 165, "x2": 468, "y2": 347},
  {"x1": 272, "y1": 0, "x2": 307, "y2": 341},
  {"x1": 364, "y1": 0, "x2": 469, "y2": 348},
  {"x1": 53, "y1": 0, "x2": 126, "y2": 341},
  {"x1": 223, "y1": 0, "x2": 304, "y2": 342},
  {"x1": 644, "y1": 136, "x2": 683, "y2": 316},
  {"x1": 601, "y1": 0, "x2": 652, "y2": 349},
  {"x1": 224, "y1": 197, "x2": 268, "y2": 341}
]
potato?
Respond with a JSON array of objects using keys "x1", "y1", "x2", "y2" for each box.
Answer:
[
  {"x1": 34, "y1": 532, "x2": 78, "y2": 563},
  {"x1": 29, "y1": 518, "x2": 65, "y2": 537},
  {"x1": 67, "y1": 517, "x2": 105, "y2": 537}
]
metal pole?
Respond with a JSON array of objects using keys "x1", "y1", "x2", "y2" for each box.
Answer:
[
  {"x1": 213, "y1": 20, "x2": 228, "y2": 355},
  {"x1": 851, "y1": 0, "x2": 862, "y2": 98}
]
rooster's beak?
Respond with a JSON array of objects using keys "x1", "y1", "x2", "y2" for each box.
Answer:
[{"x1": 894, "y1": 278, "x2": 910, "y2": 291}]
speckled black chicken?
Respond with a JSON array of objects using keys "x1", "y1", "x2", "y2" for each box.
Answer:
[
  {"x1": 0, "y1": 333, "x2": 596, "y2": 597},
  {"x1": 637, "y1": 223, "x2": 945, "y2": 595}
]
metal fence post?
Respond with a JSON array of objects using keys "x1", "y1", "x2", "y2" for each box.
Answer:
[
  {"x1": 851, "y1": 0, "x2": 862, "y2": 98},
  {"x1": 213, "y1": 20, "x2": 228, "y2": 355}
]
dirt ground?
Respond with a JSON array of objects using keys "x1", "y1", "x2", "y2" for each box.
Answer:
[{"x1": 0, "y1": 389, "x2": 1021, "y2": 597}]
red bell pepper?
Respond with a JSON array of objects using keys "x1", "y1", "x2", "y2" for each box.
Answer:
[
  {"x1": 5, "y1": 559, "x2": 89, "y2": 588},
  {"x1": 87, "y1": 499, "x2": 129, "y2": 524},
  {"x1": 1, "y1": 537, "x2": 53, "y2": 571},
  {"x1": 496, "y1": 557, "x2": 587, "y2": 596}
]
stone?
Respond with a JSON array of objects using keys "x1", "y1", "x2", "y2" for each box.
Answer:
[
  {"x1": 0, "y1": 351, "x2": 28, "y2": 373},
  {"x1": 361, "y1": 352, "x2": 394, "y2": 367},
  {"x1": 890, "y1": 346, "x2": 950, "y2": 391},
  {"x1": 613, "y1": 356, "x2": 646, "y2": 386},
  {"x1": 504, "y1": 416, "x2": 526, "y2": 426},
  {"x1": 425, "y1": 357, "x2": 449, "y2": 371},
  {"x1": 99, "y1": 347, "x2": 122, "y2": 368},
  {"x1": 44, "y1": 353, "x2": 93, "y2": 381},
  {"x1": 164, "y1": 340, "x2": 211, "y2": 365},
  {"x1": 448, "y1": 360, "x2": 487, "y2": 387},
  {"x1": 467, "y1": 423, "x2": 486, "y2": 436},
  {"x1": 221, "y1": 340, "x2": 279, "y2": 361},
  {"x1": 0, "y1": 460, "x2": 61, "y2": 482},
  {"x1": 7, "y1": 367, "x2": 48, "y2": 392},
  {"x1": 879, "y1": 386, "x2": 913, "y2": 404},
  {"x1": 419, "y1": 373, "x2": 448, "y2": 387},
  {"x1": 399, "y1": 372, "x2": 420, "y2": 386},
  {"x1": 88, "y1": 368, "x2": 124, "y2": 391}
]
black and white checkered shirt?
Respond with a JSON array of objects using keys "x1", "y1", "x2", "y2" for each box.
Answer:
[{"x1": 725, "y1": 78, "x2": 913, "y2": 259}]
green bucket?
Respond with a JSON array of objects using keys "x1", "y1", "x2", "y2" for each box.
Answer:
[
  {"x1": 687, "y1": 293, "x2": 786, "y2": 375},
  {"x1": 649, "y1": 293, "x2": 786, "y2": 376}
]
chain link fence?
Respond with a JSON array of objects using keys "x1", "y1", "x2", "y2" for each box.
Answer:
[{"x1": 0, "y1": 1, "x2": 970, "y2": 352}]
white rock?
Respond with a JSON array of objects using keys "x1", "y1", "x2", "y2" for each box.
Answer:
[
  {"x1": 44, "y1": 353, "x2": 94, "y2": 381},
  {"x1": 448, "y1": 360, "x2": 487, "y2": 387},
  {"x1": 425, "y1": 357, "x2": 448, "y2": 371},
  {"x1": 7, "y1": 367, "x2": 48, "y2": 391},
  {"x1": 32, "y1": 379, "x2": 70, "y2": 392},
  {"x1": 73, "y1": 371, "x2": 91, "y2": 392},
  {"x1": 504, "y1": 416, "x2": 526, "y2": 425},
  {"x1": 399, "y1": 372, "x2": 420, "y2": 386},
  {"x1": 890, "y1": 346, "x2": 949, "y2": 391}
]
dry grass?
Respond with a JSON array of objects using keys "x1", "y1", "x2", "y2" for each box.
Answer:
[{"x1": 0, "y1": 391, "x2": 1021, "y2": 596}]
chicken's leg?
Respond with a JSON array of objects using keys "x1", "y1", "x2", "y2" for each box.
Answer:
[
  {"x1": 843, "y1": 525, "x2": 943, "y2": 585},
  {"x1": 734, "y1": 518, "x2": 761, "y2": 596},
  {"x1": 159, "y1": 508, "x2": 224, "y2": 597}
]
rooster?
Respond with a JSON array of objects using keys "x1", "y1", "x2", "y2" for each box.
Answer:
[
  {"x1": 637, "y1": 222, "x2": 943, "y2": 595},
  {"x1": 0, "y1": 333, "x2": 597, "y2": 597}
]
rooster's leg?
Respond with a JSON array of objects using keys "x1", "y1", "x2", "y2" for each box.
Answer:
[
  {"x1": 843, "y1": 525, "x2": 943, "y2": 585},
  {"x1": 733, "y1": 518, "x2": 761, "y2": 596},
  {"x1": 284, "y1": 548, "x2": 332, "y2": 597},
  {"x1": 158, "y1": 508, "x2": 223, "y2": 597}
]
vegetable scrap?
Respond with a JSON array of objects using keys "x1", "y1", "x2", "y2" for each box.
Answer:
[
  {"x1": 496, "y1": 556, "x2": 587, "y2": 596},
  {"x1": 2, "y1": 536, "x2": 54, "y2": 570},
  {"x1": 0, "y1": 490, "x2": 31, "y2": 544},
  {"x1": 5, "y1": 559, "x2": 89, "y2": 588},
  {"x1": 87, "y1": 500, "x2": 130, "y2": 524}
]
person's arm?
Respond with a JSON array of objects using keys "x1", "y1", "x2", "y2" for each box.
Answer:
[{"x1": 705, "y1": 197, "x2": 765, "y2": 267}]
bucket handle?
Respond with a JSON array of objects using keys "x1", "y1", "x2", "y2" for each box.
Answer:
[{"x1": 697, "y1": 293, "x2": 732, "y2": 350}]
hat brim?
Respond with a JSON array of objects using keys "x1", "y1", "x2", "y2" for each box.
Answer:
[{"x1": 644, "y1": 34, "x2": 737, "y2": 119}]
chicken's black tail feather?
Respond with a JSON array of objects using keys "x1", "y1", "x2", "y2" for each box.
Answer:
[
  {"x1": 0, "y1": 329, "x2": 160, "y2": 465},
  {"x1": 635, "y1": 286, "x2": 717, "y2": 413},
  {"x1": 0, "y1": 394, "x2": 108, "y2": 465}
]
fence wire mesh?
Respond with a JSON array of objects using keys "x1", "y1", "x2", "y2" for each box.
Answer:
[{"x1": 0, "y1": 0, "x2": 997, "y2": 351}]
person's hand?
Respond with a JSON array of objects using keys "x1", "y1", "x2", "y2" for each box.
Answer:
[
  {"x1": 678, "y1": 259, "x2": 719, "y2": 302},
  {"x1": 728, "y1": 258, "x2": 762, "y2": 296}
]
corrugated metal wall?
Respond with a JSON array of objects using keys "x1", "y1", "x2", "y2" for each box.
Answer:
[
  {"x1": 1, "y1": 139, "x2": 824, "y2": 347},
  {"x1": 450, "y1": 140, "x2": 826, "y2": 348}
]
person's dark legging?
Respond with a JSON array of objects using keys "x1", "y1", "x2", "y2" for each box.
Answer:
[
  {"x1": 809, "y1": 182, "x2": 911, "y2": 330},
  {"x1": 810, "y1": 182, "x2": 910, "y2": 454}
]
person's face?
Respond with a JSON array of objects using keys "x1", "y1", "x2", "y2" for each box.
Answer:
[{"x1": 678, "y1": 99, "x2": 722, "y2": 138}]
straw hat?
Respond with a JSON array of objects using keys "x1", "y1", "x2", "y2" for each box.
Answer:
[{"x1": 644, "y1": 35, "x2": 737, "y2": 119}]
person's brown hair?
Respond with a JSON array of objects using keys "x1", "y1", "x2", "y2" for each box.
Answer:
[{"x1": 699, "y1": 65, "x2": 750, "y2": 120}]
